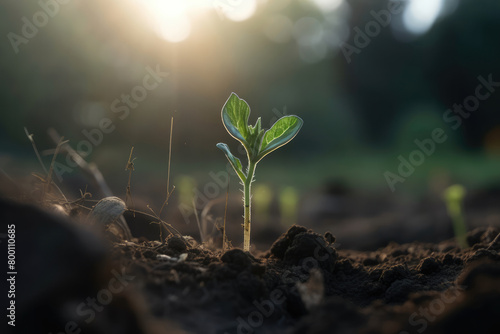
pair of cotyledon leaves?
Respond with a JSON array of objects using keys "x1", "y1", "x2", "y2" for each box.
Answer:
[{"x1": 216, "y1": 93, "x2": 303, "y2": 182}]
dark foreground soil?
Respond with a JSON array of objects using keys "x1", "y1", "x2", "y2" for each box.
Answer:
[{"x1": 3, "y1": 197, "x2": 500, "y2": 334}]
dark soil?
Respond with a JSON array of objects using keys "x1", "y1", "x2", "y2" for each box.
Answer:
[{"x1": 3, "y1": 197, "x2": 500, "y2": 334}]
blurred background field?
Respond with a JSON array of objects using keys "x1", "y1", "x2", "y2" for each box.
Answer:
[{"x1": 2, "y1": 0, "x2": 500, "y2": 249}]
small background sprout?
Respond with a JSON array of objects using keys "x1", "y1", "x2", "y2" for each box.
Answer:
[{"x1": 443, "y1": 184, "x2": 469, "y2": 249}]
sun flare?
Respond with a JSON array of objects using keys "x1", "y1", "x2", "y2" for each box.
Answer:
[
  {"x1": 136, "y1": 0, "x2": 258, "y2": 43},
  {"x1": 141, "y1": 0, "x2": 193, "y2": 43}
]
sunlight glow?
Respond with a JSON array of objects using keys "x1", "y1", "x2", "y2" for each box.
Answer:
[
  {"x1": 146, "y1": 0, "x2": 188, "y2": 19},
  {"x1": 157, "y1": 15, "x2": 192, "y2": 43},
  {"x1": 403, "y1": 0, "x2": 444, "y2": 35},
  {"x1": 137, "y1": 0, "x2": 258, "y2": 43},
  {"x1": 141, "y1": 0, "x2": 194, "y2": 43},
  {"x1": 222, "y1": 0, "x2": 257, "y2": 22}
]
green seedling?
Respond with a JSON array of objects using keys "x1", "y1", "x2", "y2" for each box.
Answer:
[
  {"x1": 217, "y1": 93, "x2": 303, "y2": 252},
  {"x1": 443, "y1": 184, "x2": 469, "y2": 248}
]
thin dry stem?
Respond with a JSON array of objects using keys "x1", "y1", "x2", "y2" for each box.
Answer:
[
  {"x1": 43, "y1": 136, "x2": 68, "y2": 202},
  {"x1": 25, "y1": 128, "x2": 68, "y2": 204},
  {"x1": 193, "y1": 197, "x2": 204, "y2": 243},
  {"x1": 125, "y1": 146, "x2": 136, "y2": 216},
  {"x1": 25, "y1": 127, "x2": 48, "y2": 175},
  {"x1": 160, "y1": 117, "x2": 175, "y2": 215},
  {"x1": 48, "y1": 128, "x2": 113, "y2": 197},
  {"x1": 201, "y1": 198, "x2": 225, "y2": 245},
  {"x1": 139, "y1": 205, "x2": 187, "y2": 245}
]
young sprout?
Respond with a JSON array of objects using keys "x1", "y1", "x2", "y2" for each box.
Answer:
[
  {"x1": 443, "y1": 184, "x2": 469, "y2": 248},
  {"x1": 217, "y1": 93, "x2": 303, "y2": 252}
]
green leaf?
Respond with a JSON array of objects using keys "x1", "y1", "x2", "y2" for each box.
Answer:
[
  {"x1": 221, "y1": 93, "x2": 250, "y2": 146},
  {"x1": 216, "y1": 143, "x2": 246, "y2": 182},
  {"x1": 246, "y1": 117, "x2": 265, "y2": 159},
  {"x1": 258, "y1": 116, "x2": 303, "y2": 161}
]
